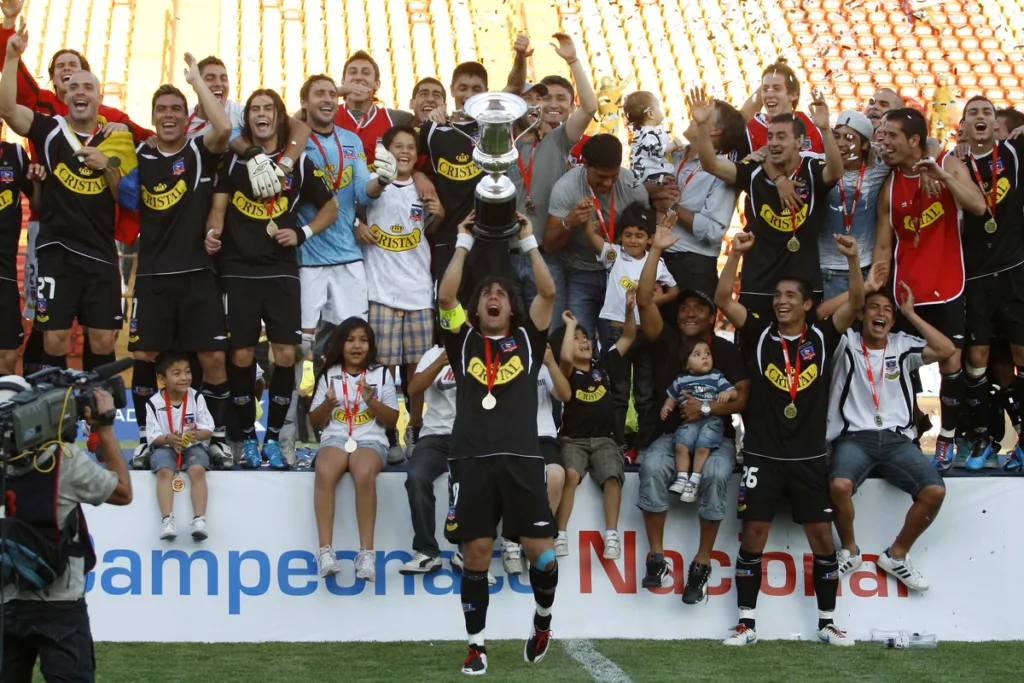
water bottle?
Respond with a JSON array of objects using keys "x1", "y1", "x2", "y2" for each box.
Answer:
[{"x1": 870, "y1": 630, "x2": 938, "y2": 649}]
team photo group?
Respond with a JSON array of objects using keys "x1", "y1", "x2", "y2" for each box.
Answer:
[{"x1": 1, "y1": 0, "x2": 1022, "y2": 677}]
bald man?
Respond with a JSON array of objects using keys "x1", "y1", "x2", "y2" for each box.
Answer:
[{"x1": 865, "y1": 88, "x2": 903, "y2": 134}]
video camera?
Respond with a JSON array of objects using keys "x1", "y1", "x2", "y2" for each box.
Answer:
[{"x1": 0, "y1": 359, "x2": 132, "y2": 459}]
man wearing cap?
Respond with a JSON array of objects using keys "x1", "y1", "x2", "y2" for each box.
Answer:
[
  {"x1": 818, "y1": 111, "x2": 890, "y2": 302},
  {"x1": 633, "y1": 222, "x2": 749, "y2": 603}
]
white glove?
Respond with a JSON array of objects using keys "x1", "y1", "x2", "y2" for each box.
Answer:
[
  {"x1": 374, "y1": 143, "x2": 398, "y2": 185},
  {"x1": 246, "y1": 153, "x2": 285, "y2": 200}
]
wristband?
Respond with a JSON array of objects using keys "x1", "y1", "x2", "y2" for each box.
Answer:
[
  {"x1": 294, "y1": 225, "x2": 311, "y2": 246},
  {"x1": 438, "y1": 304, "x2": 467, "y2": 330},
  {"x1": 519, "y1": 235, "x2": 539, "y2": 253},
  {"x1": 301, "y1": 225, "x2": 313, "y2": 240},
  {"x1": 456, "y1": 232, "x2": 475, "y2": 252}
]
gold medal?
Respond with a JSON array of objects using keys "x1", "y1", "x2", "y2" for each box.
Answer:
[
  {"x1": 985, "y1": 218, "x2": 997, "y2": 234},
  {"x1": 266, "y1": 219, "x2": 278, "y2": 236},
  {"x1": 344, "y1": 437, "x2": 357, "y2": 453},
  {"x1": 172, "y1": 474, "x2": 185, "y2": 492},
  {"x1": 787, "y1": 237, "x2": 800, "y2": 252},
  {"x1": 874, "y1": 413, "x2": 883, "y2": 428},
  {"x1": 482, "y1": 393, "x2": 497, "y2": 410},
  {"x1": 784, "y1": 402, "x2": 798, "y2": 419},
  {"x1": 525, "y1": 196, "x2": 536, "y2": 214}
]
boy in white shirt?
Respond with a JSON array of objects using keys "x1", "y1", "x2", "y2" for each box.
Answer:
[
  {"x1": 584, "y1": 203, "x2": 678, "y2": 446},
  {"x1": 147, "y1": 351, "x2": 215, "y2": 542},
  {"x1": 362, "y1": 125, "x2": 444, "y2": 461}
]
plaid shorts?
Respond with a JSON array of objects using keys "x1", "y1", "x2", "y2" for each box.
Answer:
[{"x1": 368, "y1": 303, "x2": 433, "y2": 366}]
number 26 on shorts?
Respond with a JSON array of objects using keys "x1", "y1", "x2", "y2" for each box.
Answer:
[{"x1": 741, "y1": 466, "x2": 759, "y2": 489}]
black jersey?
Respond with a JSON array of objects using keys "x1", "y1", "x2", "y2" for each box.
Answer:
[
  {"x1": 734, "y1": 156, "x2": 834, "y2": 294},
  {"x1": 739, "y1": 312, "x2": 842, "y2": 459},
  {"x1": 134, "y1": 136, "x2": 220, "y2": 276},
  {"x1": 27, "y1": 113, "x2": 117, "y2": 264},
  {"x1": 0, "y1": 143, "x2": 30, "y2": 282},
  {"x1": 215, "y1": 151, "x2": 334, "y2": 278},
  {"x1": 560, "y1": 349, "x2": 618, "y2": 440},
  {"x1": 443, "y1": 320, "x2": 547, "y2": 459},
  {"x1": 419, "y1": 119, "x2": 482, "y2": 245},
  {"x1": 963, "y1": 139, "x2": 1024, "y2": 279}
]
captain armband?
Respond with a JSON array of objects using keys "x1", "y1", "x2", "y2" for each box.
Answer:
[{"x1": 439, "y1": 304, "x2": 467, "y2": 330}]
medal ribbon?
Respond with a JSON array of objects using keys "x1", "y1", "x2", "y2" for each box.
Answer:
[
  {"x1": 589, "y1": 185, "x2": 615, "y2": 243},
  {"x1": 968, "y1": 145, "x2": 999, "y2": 221},
  {"x1": 186, "y1": 109, "x2": 208, "y2": 134},
  {"x1": 910, "y1": 173, "x2": 925, "y2": 246},
  {"x1": 81, "y1": 124, "x2": 101, "y2": 147},
  {"x1": 347, "y1": 105, "x2": 377, "y2": 132},
  {"x1": 779, "y1": 326, "x2": 807, "y2": 406},
  {"x1": 516, "y1": 139, "x2": 538, "y2": 198},
  {"x1": 676, "y1": 152, "x2": 703, "y2": 190},
  {"x1": 310, "y1": 130, "x2": 345, "y2": 192},
  {"x1": 163, "y1": 389, "x2": 188, "y2": 469},
  {"x1": 838, "y1": 164, "x2": 866, "y2": 233},
  {"x1": 860, "y1": 338, "x2": 886, "y2": 418},
  {"x1": 340, "y1": 370, "x2": 366, "y2": 438},
  {"x1": 482, "y1": 338, "x2": 501, "y2": 397}
]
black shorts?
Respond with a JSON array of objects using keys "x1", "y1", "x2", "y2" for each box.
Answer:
[
  {"x1": 129, "y1": 270, "x2": 228, "y2": 352},
  {"x1": 222, "y1": 276, "x2": 301, "y2": 348},
  {"x1": 445, "y1": 455, "x2": 555, "y2": 543},
  {"x1": 34, "y1": 246, "x2": 122, "y2": 330},
  {"x1": 0, "y1": 279, "x2": 24, "y2": 350},
  {"x1": 896, "y1": 295, "x2": 965, "y2": 349},
  {"x1": 966, "y1": 264, "x2": 1024, "y2": 347},
  {"x1": 737, "y1": 452, "x2": 833, "y2": 524},
  {"x1": 540, "y1": 437, "x2": 563, "y2": 467}
]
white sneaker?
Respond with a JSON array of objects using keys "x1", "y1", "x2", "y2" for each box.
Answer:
[
  {"x1": 722, "y1": 624, "x2": 757, "y2": 646},
  {"x1": 400, "y1": 552, "x2": 443, "y2": 575},
  {"x1": 679, "y1": 480, "x2": 698, "y2": 503},
  {"x1": 159, "y1": 515, "x2": 177, "y2": 540},
  {"x1": 876, "y1": 549, "x2": 928, "y2": 591},
  {"x1": 554, "y1": 531, "x2": 569, "y2": 557},
  {"x1": 279, "y1": 435, "x2": 297, "y2": 467},
  {"x1": 191, "y1": 516, "x2": 208, "y2": 541},
  {"x1": 668, "y1": 475, "x2": 687, "y2": 495},
  {"x1": 817, "y1": 624, "x2": 855, "y2": 646},
  {"x1": 603, "y1": 532, "x2": 621, "y2": 560},
  {"x1": 355, "y1": 548, "x2": 376, "y2": 581},
  {"x1": 317, "y1": 545, "x2": 340, "y2": 578},
  {"x1": 837, "y1": 548, "x2": 863, "y2": 577},
  {"x1": 501, "y1": 540, "x2": 524, "y2": 575}
]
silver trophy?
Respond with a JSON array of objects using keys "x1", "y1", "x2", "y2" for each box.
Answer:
[{"x1": 459, "y1": 92, "x2": 539, "y2": 240}]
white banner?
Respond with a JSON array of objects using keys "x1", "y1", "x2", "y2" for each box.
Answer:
[{"x1": 82, "y1": 472, "x2": 1017, "y2": 642}]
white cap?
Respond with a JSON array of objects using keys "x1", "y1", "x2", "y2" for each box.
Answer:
[
  {"x1": 0, "y1": 375, "x2": 30, "y2": 403},
  {"x1": 835, "y1": 110, "x2": 874, "y2": 142}
]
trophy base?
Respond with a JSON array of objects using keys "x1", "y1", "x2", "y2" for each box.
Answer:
[{"x1": 471, "y1": 195, "x2": 520, "y2": 241}]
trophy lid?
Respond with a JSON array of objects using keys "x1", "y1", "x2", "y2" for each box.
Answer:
[{"x1": 464, "y1": 92, "x2": 528, "y2": 124}]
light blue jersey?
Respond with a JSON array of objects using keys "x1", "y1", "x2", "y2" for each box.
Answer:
[{"x1": 298, "y1": 126, "x2": 376, "y2": 266}]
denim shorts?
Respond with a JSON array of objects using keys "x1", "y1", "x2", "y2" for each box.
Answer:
[
  {"x1": 638, "y1": 433, "x2": 737, "y2": 521},
  {"x1": 319, "y1": 436, "x2": 388, "y2": 463},
  {"x1": 830, "y1": 430, "x2": 945, "y2": 497},
  {"x1": 673, "y1": 416, "x2": 724, "y2": 451},
  {"x1": 151, "y1": 444, "x2": 210, "y2": 472}
]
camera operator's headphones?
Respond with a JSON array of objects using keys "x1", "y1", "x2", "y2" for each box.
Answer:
[{"x1": 0, "y1": 375, "x2": 30, "y2": 402}]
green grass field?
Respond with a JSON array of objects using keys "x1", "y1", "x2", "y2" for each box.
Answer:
[{"x1": 34, "y1": 640, "x2": 1022, "y2": 682}]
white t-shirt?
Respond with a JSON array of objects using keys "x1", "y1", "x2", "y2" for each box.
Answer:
[
  {"x1": 312, "y1": 364, "x2": 398, "y2": 447},
  {"x1": 362, "y1": 179, "x2": 434, "y2": 311},
  {"x1": 537, "y1": 365, "x2": 558, "y2": 439},
  {"x1": 597, "y1": 243, "x2": 676, "y2": 324},
  {"x1": 145, "y1": 388, "x2": 215, "y2": 445},
  {"x1": 415, "y1": 346, "x2": 457, "y2": 438},
  {"x1": 826, "y1": 329, "x2": 927, "y2": 442},
  {"x1": 187, "y1": 100, "x2": 245, "y2": 137}
]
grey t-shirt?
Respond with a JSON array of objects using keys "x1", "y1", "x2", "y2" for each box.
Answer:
[
  {"x1": 508, "y1": 125, "x2": 574, "y2": 234},
  {"x1": 547, "y1": 165, "x2": 649, "y2": 271},
  {"x1": 3, "y1": 448, "x2": 118, "y2": 602}
]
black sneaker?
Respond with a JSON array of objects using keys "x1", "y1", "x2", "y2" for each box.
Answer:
[
  {"x1": 641, "y1": 554, "x2": 668, "y2": 588},
  {"x1": 461, "y1": 645, "x2": 487, "y2": 676},
  {"x1": 524, "y1": 625, "x2": 552, "y2": 663},
  {"x1": 682, "y1": 561, "x2": 711, "y2": 604}
]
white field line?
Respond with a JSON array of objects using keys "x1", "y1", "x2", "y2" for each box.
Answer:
[{"x1": 562, "y1": 638, "x2": 634, "y2": 683}]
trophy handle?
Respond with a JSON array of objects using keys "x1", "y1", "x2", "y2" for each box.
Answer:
[
  {"x1": 513, "y1": 106, "x2": 542, "y2": 144},
  {"x1": 446, "y1": 111, "x2": 478, "y2": 143}
]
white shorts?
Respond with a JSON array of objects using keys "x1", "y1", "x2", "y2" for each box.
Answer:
[
  {"x1": 300, "y1": 262, "x2": 368, "y2": 329},
  {"x1": 21, "y1": 220, "x2": 38, "y2": 319}
]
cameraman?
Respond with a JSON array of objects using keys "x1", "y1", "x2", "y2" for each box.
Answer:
[{"x1": 1, "y1": 379, "x2": 132, "y2": 683}]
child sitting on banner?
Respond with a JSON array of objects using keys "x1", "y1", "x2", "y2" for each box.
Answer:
[{"x1": 147, "y1": 351, "x2": 215, "y2": 542}]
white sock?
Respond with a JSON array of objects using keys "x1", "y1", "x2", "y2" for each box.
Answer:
[
  {"x1": 939, "y1": 428, "x2": 956, "y2": 439},
  {"x1": 675, "y1": 472, "x2": 687, "y2": 481},
  {"x1": 535, "y1": 603, "x2": 552, "y2": 617},
  {"x1": 690, "y1": 472, "x2": 703, "y2": 486},
  {"x1": 604, "y1": 529, "x2": 618, "y2": 537},
  {"x1": 469, "y1": 631, "x2": 485, "y2": 647}
]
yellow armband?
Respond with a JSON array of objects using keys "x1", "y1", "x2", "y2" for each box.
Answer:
[{"x1": 439, "y1": 304, "x2": 466, "y2": 330}]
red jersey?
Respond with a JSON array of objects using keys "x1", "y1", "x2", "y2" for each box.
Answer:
[
  {"x1": 746, "y1": 111, "x2": 824, "y2": 155},
  {"x1": 888, "y1": 152, "x2": 965, "y2": 305},
  {"x1": 569, "y1": 134, "x2": 589, "y2": 166},
  {"x1": 335, "y1": 104, "x2": 400, "y2": 169}
]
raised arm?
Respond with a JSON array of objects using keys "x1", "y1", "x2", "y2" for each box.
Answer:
[
  {"x1": 683, "y1": 87, "x2": 737, "y2": 184},
  {"x1": 899, "y1": 282, "x2": 956, "y2": 364},
  {"x1": 715, "y1": 232, "x2": 751, "y2": 330},
  {"x1": 614, "y1": 291, "x2": 638, "y2": 356},
  {"x1": 504, "y1": 34, "x2": 531, "y2": 94},
  {"x1": 438, "y1": 212, "x2": 474, "y2": 321},
  {"x1": 558, "y1": 310, "x2": 577, "y2": 378},
  {"x1": 554, "y1": 34, "x2": 597, "y2": 144},
  {"x1": 523, "y1": 213, "x2": 555, "y2": 331},
  {"x1": 544, "y1": 345, "x2": 571, "y2": 402},
  {"x1": 0, "y1": 18, "x2": 35, "y2": 136},
  {"x1": 829, "y1": 234, "x2": 865, "y2": 332},
  {"x1": 810, "y1": 92, "x2": 844, "y2": 184},
  {"x1": 184, "y1": 52, "x2": 230, "y2": 153},
  {"x1": 637, "y1": 214, "x2": 678, "y2": 341}
]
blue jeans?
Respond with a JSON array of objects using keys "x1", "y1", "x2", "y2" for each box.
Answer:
[
  {"x1": 598, "y1": 319, "x2": 655, "y2": 445},
  {"x1": 564, "y1": 268, "x2": 607, "y2": 340},
  {"x1": 512, "y1": 250, "x2": 565, "y2": 334},
  {"x1": 822, "y1": 266, "x2": 871, "y2": 302},
  {"x1": 638, "y1": 433, "x2": 737, "y2": 521},
  {"x1": 830, "y1": 430, "x2": 945, "y2": 496}
]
